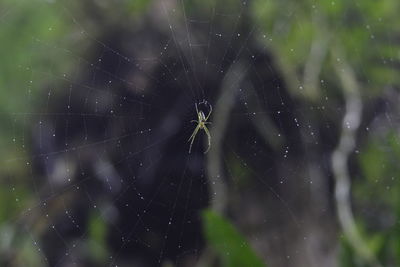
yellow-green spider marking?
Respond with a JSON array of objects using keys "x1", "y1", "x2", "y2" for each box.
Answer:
[{"x1": 188, "y1": 102, "x2": 212, "y2": 154}]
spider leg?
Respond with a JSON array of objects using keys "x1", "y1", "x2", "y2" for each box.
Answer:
[
  {"x1": 205, "y1": 103, "x2": 212, "y2": 121},
  {"x1": 188, "y1": 125, "x2": 200, "y2": 141},
  {"x1": 203, "y1": 125, "x2": 211, "y2": 154},
  {"x1": 188, "y1": 125, "x2": 200, "y2": 154},
  {"x1": 191, "y1": 120, "x2": 198, "y2": 123}
]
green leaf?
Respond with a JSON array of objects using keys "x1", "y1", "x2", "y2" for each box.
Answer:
[
  {"x1": 88, "y1": 212, "x2": 108, "y2": 262},
  {"x1": 202, "y1": 209, "x2": 266, "y2": 267}
]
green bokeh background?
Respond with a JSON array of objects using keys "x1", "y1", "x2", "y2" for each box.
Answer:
[{"x1": 1, "y1": 0, "x2": 400, "y2": 266}]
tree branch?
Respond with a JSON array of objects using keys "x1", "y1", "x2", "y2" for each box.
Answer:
[
  {"x1": 207, "y1": 61, "x2": 247, "y2": 214},
  {"x1": 331, "y1": 47, "x2": 381, "y2": 267}
]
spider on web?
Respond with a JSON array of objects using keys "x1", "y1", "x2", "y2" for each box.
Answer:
[{"x1": 188, "y1": 100, "x2": 212, "y2": 154}]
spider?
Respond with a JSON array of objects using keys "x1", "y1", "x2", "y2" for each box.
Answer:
[{"x1": 188, "y1": 102, "x2": 212, "y2": 154}]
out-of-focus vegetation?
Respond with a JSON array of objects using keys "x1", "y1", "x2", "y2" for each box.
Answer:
[
  {"x1": 251, "y1": 0, "x2": 400, "y2": 266},
  {"x1": 252, "y1": 0, "x2": 400, "y2": 99},
  {"x1": 1, "y1": 2, "x2": 72, "y2": 265},
  {"x1": 1, "y1": 0, "x2": 400, "y2": 266},
  {"x1": 202, "y1": 209, "x2": 265, "y2": 267}
]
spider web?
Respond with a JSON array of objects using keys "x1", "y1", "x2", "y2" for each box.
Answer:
[
  {"x1": 1, "y1": 0, "x2": 394, "y2": 266},
  {"x1": 5, "y1": 1, "x2": 302, "y2": 265}
]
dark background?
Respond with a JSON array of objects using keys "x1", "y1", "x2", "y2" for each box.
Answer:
[{"x1": 1, "y1": 0, "x2": 400, "y2": 266}]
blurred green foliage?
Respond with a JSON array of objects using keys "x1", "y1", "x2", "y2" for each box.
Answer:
[
  {"x1": 202, "y1": 209, "x2": 265, "y2": 267},
  {"x1": 1, "y1": 0, "x2": 400, "y2": 266},
  {"x1": 88, "y1": 211, "x2": 108, "y2": 263},
  {"x1": 0, "y1": 0, "x2": 70, "y2": 173},
  {"x1": 0, "y1": 2, "x2": 65, "y2": 233},
  {"x1": 351, "y1": 132, "x2": 400, "y2": 265},
  {"x1": 250, "y1": 0, "x2": 400, "y2": 265},
  {"x1": 251, "y1": 0, "x2": 400, "y2": 99}
]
